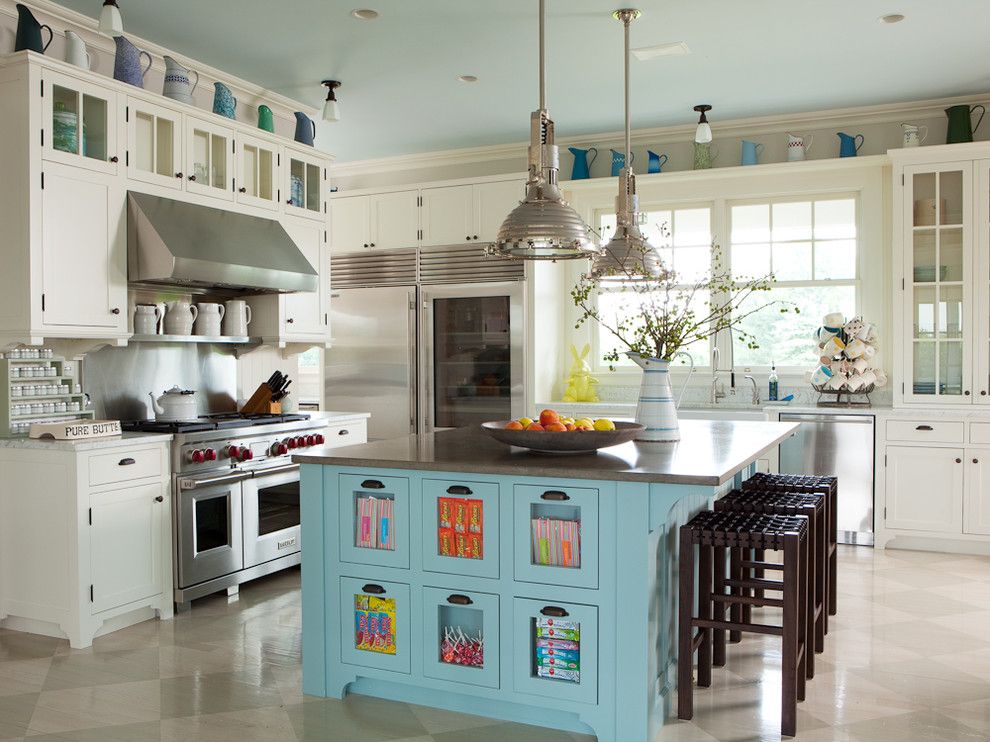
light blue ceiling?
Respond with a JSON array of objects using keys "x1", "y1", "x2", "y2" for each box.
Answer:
[{"x1": 54, "y1": 0, "x2": 990, "y2": 161}]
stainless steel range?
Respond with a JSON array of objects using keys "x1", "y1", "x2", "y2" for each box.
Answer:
[{"x1": 122, "y1": 413, "x2": 332, "y2": 610}]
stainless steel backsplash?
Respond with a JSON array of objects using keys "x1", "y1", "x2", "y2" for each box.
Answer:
[{"x1": 84, "y1": 343, "x2": 238, "y2": 420}]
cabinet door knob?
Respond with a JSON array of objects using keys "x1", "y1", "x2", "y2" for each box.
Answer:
[
  {"x1": 110, "y1": 307, "x2": 120, "y2": 315},
  {"x1": 286, "y1": 199, "x2": 293, "y2": 204},
  {"x1": 974, "y1": 459, "x2": 980, "y2": 464},
  {"x1": 154, "y1": 495, "x2": 164, "y2": 502},
  {"x1": 109, "y1": 155, "x2": 118, "y2": 163},
  {"x1": 370, "y1": 243, "x2": 376, "y2": 247},
  {"x1": 286, "y1": 318, "x2": 294, "y2": 324},
  {"x1": 466, "y1": 236, "x2": 471, "y2": 241},
  {"x1": 473, "y1": 235, "x2": 478, "y2": 240},
  {"x1": 238, "y1": 187, "x2": 247, "y2": 193},
  {"x1": 956, "y1": 458, "x2": 962, "y2": 463},
  {"x1": 188, "y1": 175, "x2": 197, "y2": 181},
  {"x1": 175, "y1": 172, "x2": 183, "y2": 178},
  {"x1": 965, "y1": 390, "x2": 971, "y2": 396},
  {"x1": 982, "y1": 391, "x2": 987, "y2": 396}
]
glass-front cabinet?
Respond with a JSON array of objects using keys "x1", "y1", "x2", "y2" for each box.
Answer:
[
  {"x1": 184, "y1": 115, "x2": 234, "y2": 201},
  {"x1": 284, "y1": 146, "x2": 324, "y2": 219},
  {"x1": 975, "y1": 160, "x2": 990, "y2": 404},
  {"x1": 42, "y1": 71, "x2": 118, "y2": 175},
  {"x1": 236, "y1": 135, "x2": 279, "y2": 211},
  {"x1": 125, "y1": 98, "x2": 183, "y2": 189},
  {"x1": 901, "y1": 162, "x2": 975, "y2": 404}
]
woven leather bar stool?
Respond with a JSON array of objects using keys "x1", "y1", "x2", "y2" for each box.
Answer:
[
  {"x1": 715, "y1": 490, "x2": 825, "y2": 673},
  {"x1": 678, "y1": 510, "x2": 809, "y2": 738},
  {"x1": 743, "y1": 473, "x2": 838, "y2": 618}
]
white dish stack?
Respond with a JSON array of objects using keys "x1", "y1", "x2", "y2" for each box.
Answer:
[
  {"x1": 2, "y1": 348, "x2": 92, "y2": 435},
  {"x1": 809, "y1": 313, "x2": 888, "y2": 405}
]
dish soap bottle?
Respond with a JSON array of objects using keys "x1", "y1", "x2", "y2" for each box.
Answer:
[{"x1": 768, "y1": 363, "x2": 779, "y2": 402}]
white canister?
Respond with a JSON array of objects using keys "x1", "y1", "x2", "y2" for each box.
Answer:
[
  {"x1": 222, "y1": 300, "x2": 252, "y2": 337},
  {"x1": 133, "y1": 304, "x2": 162, "y2": 335},
  {"x1": 163, "y1": 301, "x2": 199, "y2": 335},
  {"x1": 194, "y1": 302, "x2": 225, "y2": 336}
]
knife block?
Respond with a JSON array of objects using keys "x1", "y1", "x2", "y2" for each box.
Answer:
[{"x1": 241, "y1": 384, "x2": 281, "y2": 414}]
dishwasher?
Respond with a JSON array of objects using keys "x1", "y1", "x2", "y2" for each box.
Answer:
[{"x1": 778, "y1": 413, "x2": 875, "y2": 546}]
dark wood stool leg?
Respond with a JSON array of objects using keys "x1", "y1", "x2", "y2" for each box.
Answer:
[
  {"x1": 697, "y1": 542, "x2": 713, "y2": 687},
  {"x1": 781, "y1": 535, "x2": 799, "y2": 738},
  {"x1": 801, "y1": 527, "x2": 813, "y2": 683},
  {"x1": 815, "y1": 508, "x2": 826, "y2": 652},
  {"x1": 829, "y1": 488, "x2": 838, "y2": 616},
  {"x1": 713, "y1": 545, "x2": 726, "y2": 667},
  {"x1": 677, "y1": 527, "x2": 695, "y2": 721},
  {"x1": 729, "y1": 547, "x2": 742, "y2": 643}
]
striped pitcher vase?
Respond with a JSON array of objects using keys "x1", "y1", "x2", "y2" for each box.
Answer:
[{"x1": 627, "y1": 352, "x2": 680, "y2": 442}]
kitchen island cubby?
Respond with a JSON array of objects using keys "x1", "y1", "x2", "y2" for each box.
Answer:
[{"x1": 297, "y1": 420, "x2": 796, "y2": 742}]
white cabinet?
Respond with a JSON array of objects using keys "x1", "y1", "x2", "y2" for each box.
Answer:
[
  {"x1": 281, "y1": 217, "x2": 328, "y2": 337},
  {"x1": 474, "y1": 179, "x2": 523, "y2": 242},
  {"x1": 330, "y1": 195, "x2": 372, "y2": 253},
  {"x1": 125, "y1": 97, "x2": 183, "y2": 190},
  {"x1": 885, "y1": 444, "x2": 964, "y2": 533},
  {"x1": 42, "y1": 70, "x2": 119, "y2": 176},
  {"x1": 235, "y1": 134, "x2": 280, "y2": 211},
  {"x1": 284, "y1": 146, "x2": 326, "y2": 220},
  {"x1": 41, "y1": 164, "x2": 127, "y2": 332},
  {"x1": 964, "y1": 452, "x2": 990, "y2": 535},
  {"x1": 0, "y1": 440, "x2": 172, "y2": 648},
  {"x1": 371, "y1": 190, "x2": 420, "y2": 249},
  {"x1": 421, "y1": 184, "x2": 474, "y2": 246},
  {"x1": 184, "y1": 115, "x2": 234, "y2": 201}
]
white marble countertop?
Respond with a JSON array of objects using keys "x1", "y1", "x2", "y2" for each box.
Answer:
[{"x1": 0, "y1": 431, "x2": 173, "y2": 452}]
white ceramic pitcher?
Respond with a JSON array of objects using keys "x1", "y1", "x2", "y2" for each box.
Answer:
[
  {"x1": 194, "y1": 302, "x2": 224, "y2": 336},
  {"x1": 163, "y1": 300, "x2": 198, "y2": 335},
  {"x1": 786, "y1": 133, "x2": 813, "y2": 161},
  {"x1": 627, "y1": 351, "x2": 693, "y2": 442},
  {"x1": 222, "y1": 300, "x2": 252, "y2": 336}
]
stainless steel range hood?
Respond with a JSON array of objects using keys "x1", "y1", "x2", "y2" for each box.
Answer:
[{"x1": 127, "y1": 193, "x2": 318, "y2": 294}]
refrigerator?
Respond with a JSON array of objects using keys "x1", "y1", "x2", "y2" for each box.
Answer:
[{"x1": 326, "y1": 280, "x2": 525, "y2": 441}]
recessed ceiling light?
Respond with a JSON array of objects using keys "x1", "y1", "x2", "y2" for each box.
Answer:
[
  {"x1": 351, "y1": 8, "x2": 379, "y2": 20},
  {"x1": 457, "y1": 74, "x2": 478, "y2": 83},
  {"x1": 879, "y1": 13, "x2": 905, "y2": 23},
  {"x1": 631, "y1": 41, "x2": 690, "y2": 61}
]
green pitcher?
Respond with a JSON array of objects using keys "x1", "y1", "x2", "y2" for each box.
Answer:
[
  {"x1": 693, "y1": 142, "x2": 717, "y2": 170},
  {"x1": 945, "y1": 104, "x2": 985, "y2": 144}
]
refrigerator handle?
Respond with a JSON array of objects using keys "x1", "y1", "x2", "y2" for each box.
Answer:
[{"x1": 408, "y1": 292, "x2": 418, "y2": 434}]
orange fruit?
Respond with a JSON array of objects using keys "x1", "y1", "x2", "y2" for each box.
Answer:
[
  {"x1": 564, "y1": 423, "x2": 577, "y2": 431},
  {"x1": 545, "y1": 422, "x2": 567, "y2": 432},
  {"x1": 539, "y1": 409, "x2": 559, "y2": 427},
  {"x1": 526, "y1": 422, "x2": 545, "y2": 431},
  {"x1": 505, "y1": 420, "x2": 524, "y2": 430},
  {"x1": 576, "y1": 425, "x2": 593, "y2": 431}
]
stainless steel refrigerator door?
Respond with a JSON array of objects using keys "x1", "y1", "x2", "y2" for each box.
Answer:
[
  {"x1": 326, "y1": 286, "x2": 417, "y2": 441},
  {"x1": 778, "y1": 413, "x2": 875, "y2": 545},
  {"x1": 420, "y1": 281, "x2": 525, "y2": 434}
]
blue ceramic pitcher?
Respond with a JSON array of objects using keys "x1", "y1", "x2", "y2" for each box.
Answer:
[
  {"x1": 610, "y1": 149, "x2": 634, "y2": 177},
  {"x1": 294, "y1": 112, "x2": 316, "y2": 146},
  {"x1": 837, "y1": 132, "x2": 864, "y2": 158},
  {"x1": 14, "y1": 4, "x2": 53, "y2": 54},
  {"x1": 568, "y1": 146, "x2": 597, "y2": 179},
  {"x1": 647, "y1": 150, "x2": 668, "y2": 173},
  {"x1": 212, "y1": 82, "x2": 237, "y2": 119},
  {"x1": 740, "y1": 140, "x2": 764, "y2": 166},
  {"x1": 112, "y1": 35, "x2": 152, "y2": 88}
]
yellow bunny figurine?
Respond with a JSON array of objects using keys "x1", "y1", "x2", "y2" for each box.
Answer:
[{"x1": 562, "y1": 343, "x2": 600, "y2": 402}]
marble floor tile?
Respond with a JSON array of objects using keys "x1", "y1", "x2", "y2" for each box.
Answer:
[
  {"x1": 843, "y1": 709, "x2": 988, "y2": 742},
  {"x1": 42, "y1": 647, "x2": 161, "y2": 691},
  {"x1": 285, "y1": 694, "x2": 429, "y2": 741},
  {"x1": 0, "y1": 693, "x2": 37, "y2": 739},
  {"x1": 27, "y1": 680, "x2": 161, "y2": 735},
  {"x1": 159, "y1": 672, "x2": 284, "y2": 720},
  {"x1": 161, "y1": 706, "x2": 295, "y2": 742},
  {"x1": 0, "y1": 658, "x2": 51, "y2": 697}
]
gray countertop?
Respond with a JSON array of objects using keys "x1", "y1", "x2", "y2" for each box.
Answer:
[
  {"x1": 0, "y1": 431, "x2": 173, "y2": 452},
  {"x1": 294, "y1": 419, "x2": 798, "y2": 486}
]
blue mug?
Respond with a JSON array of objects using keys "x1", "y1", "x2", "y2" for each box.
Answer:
[
  {"x1": 838, "y1": 132, "x2": 864, "y2": 158},
  {"x1": 740, "y1": 140, "x2": 764, "y2": 166},
  {"x1": 647, "y1": 150, "x2": 668, "y2": 173},
  {"x1": 610, "y1": 149, "x2": 634, "y2": 177}
]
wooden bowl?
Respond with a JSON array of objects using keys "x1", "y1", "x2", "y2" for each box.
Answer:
[{"x1": 480, "y1": 420, "x2": 645, "y2": 454}]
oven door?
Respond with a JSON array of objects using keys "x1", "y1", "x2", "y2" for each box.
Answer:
[
  {"x1": 242, "y1": 464, "x2": 301, "y2": 568},
  {"x1": 176, "y1": 471, "x2": 249, "y2": 589}
]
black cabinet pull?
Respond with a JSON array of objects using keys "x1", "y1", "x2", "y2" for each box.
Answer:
[
  {"x1": 286, "y1": 318, "x2": 294, "y2": 323},
  {"x1": 965, "y1": 390, "x2": 971, "y2": 396},
  {"x1": 915, "y1": 425, "x2": 933, "y2": 431},
  {"x1": 110, "y1": 307, "x2": 120, "y2": 314},
  {"x1": 974, "y1": 459, "x2": 980, "y2": 464},
  {"x1": 541, "y1": 490, "x2": 570, "y2": 501},
  {"x1": 363, "y1": 243, "x2": 369, "y2": 248},
  {"x1": 338, "y1": 429, "x2": 349, "y2": 436},
  {"x1": 175, "y1": 172, "x2": 183, "y2": 178},
  {"x1": 154, "y1": 495, "x2": 164, "y2": 503},
  {"x1": 361, "y1": 479, "x2": 385, "y2": 489},
  {"x1": 540, "y1": 605, "x2": 569, "y2": 618},
  {"x1": 109, "y1": 155, "x2": 118, "y2": 163},
  {"x1": 188, "y1": 175, "x2": 197, "y2": 181},
  {"x1": 238, "y1": 187, "x2": 247, "y2": 193},
  {"x1": 447, "y1": 485, "x2": 473, "y2": 495},
  {"x1": 473, "y1": 235, "x2": 478, "y2": 240},
  {"x1": 118, "y1": 457, "x2": 136, "y2": 466},
  {"x1": 370, "y1": 243, "x2": 376, "y2": 247},
  {"x1": 446, "y1": 594, "x2": 473, "y2": 605},
  {"x1": 362, "y1": 583, "x2": 386, "y2": 595},
  {"x1": 956, "y1": 458, "x2": 962, "y2": 464}
]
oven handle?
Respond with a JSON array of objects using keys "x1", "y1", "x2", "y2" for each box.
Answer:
[
  {"x1": 178, "y1": 471, "x2": 253, "y2": 491},
  {"x1": 254, "y1": 464, "x2": 300, "y2": 478}
]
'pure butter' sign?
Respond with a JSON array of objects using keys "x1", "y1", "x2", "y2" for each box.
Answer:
[{"x1": 29, "y1": 420, "x2": 122, "y2": 440}]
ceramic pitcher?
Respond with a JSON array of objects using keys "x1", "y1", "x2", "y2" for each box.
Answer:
[
  {"x1": 693, "y1": 142, "x2": 717, "y2": 170},
  {"x1": 257, "y1": 104, "x2": 275, "y2": 133},
  {"x1": 193, "y1": 303, "x2": 224, "y2": 337},
  {"x1": 945, "y1": 104, "x2": 985, "y2": 144},
  {"x1": 740, "y1": 140, "x2": 764, "y2": 166},
  {"x1": 837, "y1": 132, "x2": 865, "y2": 157},
  {"x1": 133, "y1": 304, "x2": 161, "y2": 335},
  {"x1": 63, "y1": 30, "x2": 90, "y2": 69},
  {"x1": 222, "y1": 300, "x2": 252, "y2": 336},
  {"x1": 647, "y1": 150, "x2": 668, "y2": 173},
  {"x1": 213, "y1": 82, "x2": 237, "y2": 119},
  {"x1": 14, "y1": 4, "x2": 53, "y2": 54},
  {"x1": 163, "y1": 301, "x2": 198, "y2": 335},
  {"x1": 901, "y1": 123, "x2": 928, "y2": 148},
  {"x1": 162, "y1": 55, "x2": 198, "y2": 105},
  {"x1": 568, "y1": 146, "x2": 597, "y2": 179},
  {"x1": 626, "y1": 352, "x2": 692, "y2": 442},
  {"x1": 294, "y1": 112, "x2": 316, "y2": 146},
  {"x1": 610, "y1": 149, "x2": 634, "y2": 177},
  {"x1": 113, "y1": 35, "x2": 152, "y2": 88},
  {"x1": 786, "y1": 133, "x2": 813, "y2": 161}
]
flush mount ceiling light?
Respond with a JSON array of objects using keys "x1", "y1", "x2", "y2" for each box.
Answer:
[
  {"x1": 694, "y1": 104, "x2": 713, "y2": 143},
  {"x1": 589, "y1": 8, "x2": 663, "y2": 282},
  {"x1": 879, "y1": 13, "x2": 905, "y2": 23},
  {"x1": 321, "y1": 80, "x2": 341, "y2": 122},
  {"x1": 488, "y1": 0, "x2": 599, "y2": 262},
  {"x1": 457, "y1": 74, "x2": 478, "y2": 83},
  {"x1": 631, "y1": 41, "x2": 690, "y2": 61},
  {"x1": 98, "y1": 0, "x2": 123, "y2": 35},
  {"x1": 351, "y1": 8, "x2": 379, "y2": 20}
]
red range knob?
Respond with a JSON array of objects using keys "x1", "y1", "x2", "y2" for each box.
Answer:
[
  {"x1": 286, "y1": 437, "x2": 299, "y2": 449},
  {"x1": 189, "y1": 449, "x2": 205, "y2": 464},
  {"x1": 204, "y1": 448, "x2": 217, "y2": 461},
  {"x1": 314, "y1": 434, "x2": 325, "y2": 445},
  {"x1": 241, "y1": 448, "x2": 254, "y2": 461},
  {"x1": 305, "y1": 435, "x2": 316, "y2": 447},
  {"x1": 224, "y1": 445, "x2": 240, "y2": 459},
  {"x1": 279, "y1": 443, "x2": 289, "y2": 455}
]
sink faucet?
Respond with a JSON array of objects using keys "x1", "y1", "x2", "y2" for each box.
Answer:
[
  {"x1": 744, "y1": 375, "x2": 761, "y2": 406},
  {"x1": 711, "y1": 347, "x2": 725, "y2": 404}
]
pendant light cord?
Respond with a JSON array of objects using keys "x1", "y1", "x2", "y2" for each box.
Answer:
[
  {"x1": 623, "y1": 13, "x2": 631, "y2": 168},
  {"x1": 539, "y1": 0, "x2": 546, "y2": 111}
]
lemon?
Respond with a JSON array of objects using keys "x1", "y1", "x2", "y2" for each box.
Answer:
[
  {"x1": 518, "y1": 417, "x2": 534, "y2": 428},
  {"x1": 593, "y1": 418, "x2": 616, "y2": 432},
  {"x1": 576, "y1": 418, "x2": 594, "y2": 429},
  {"x1": 561, "y1": 416, "x2": 575, "y2": 425}
]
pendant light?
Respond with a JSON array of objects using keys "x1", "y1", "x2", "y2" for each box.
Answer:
[
  {"x1": 488, "y1": 0, "x2": 599, "y2": 261},
  {"x1": 589, "y1": 9, "x2": 663, "y2": 281},
  {"x1": 321, "y1": 80, "x2": 341, "y2": 123},
  {"x1": 694, "y1": 104, "x2": 713, "y2": 143},
  {"x1": 98, "y1": 0, "x2": 123, "y2": 35}
]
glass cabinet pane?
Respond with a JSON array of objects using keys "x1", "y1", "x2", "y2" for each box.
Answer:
[
  {"x1": 134, "y1": 111, "x2": 176, "y2": 178},
  {"x1": 81, "y1": 94, "x2": 108, "y2": 162},
  {"x1": 258, "y1": 149, "x2": 273, "y2": 200},
  {"x1": 289, "y1": 159, "x2": 304, "y2": 208},
  {"x1": 52, "y1": 85, "x2": 80, "y2": 155},
  {"x1": 912, "y1": 231, "x2": 936, "y2": 282},
  {"x1": 913, "y1": 343, "x2": 936, "y2": 395},
  {"x1": 306, "y1": 162, "x2": 321, "y2": 211},
  {"x1": 941, "y1": 229, "x2": 964, "y2": 282},
  {"x1": 940, "y1": 342, "x2": 964, "y2": 395},
  {"x1": 240, "y1": 144, "x2": 275, "y2": 201},
  {"x1": 438, "y1": 604, "x2": 485, "y2": 669},
  {"x1": 243, "y1": 144, "x2": 259, "y2": 196},
  {"x1": 155, "y1": 118, "x2": 175, "y2": 177},
  {"x1": 210, "y1": 133, "x2": 226, "y2": 189},
  {"x1": 941, "y1": 286, "x2": 964, "y2": 339},
  {"x1": 912, "y1": 173, "x2": 936, "y2": 225},
  {"x1": 192, "y1": 128, "x2": 210, "y2": 181},
  {"x1": 940, "y1": 170, "x2": 964, "y2": 225},
  {"x1": 914, "y1": 287, "x2": 936, "y2": 338}
]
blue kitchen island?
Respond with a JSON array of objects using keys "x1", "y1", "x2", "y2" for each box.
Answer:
[{"x1": 295, "y1": 419, "x2": 796, "y2": 742}]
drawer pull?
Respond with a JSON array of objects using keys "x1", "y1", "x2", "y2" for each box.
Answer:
[
  {"x1": 915, "y1": 425, "x2": 933, "y2": 431},
  {"x1": 338, "y1": 429, "x2": 349, "y2": 436},
  {"x1": 361, "y1": 479, "x2": 385, "y2": 489},
  {"x1": 541, "y1": 490, "x2": 570, "y2": 501},
  {"x1": 361, "y1": 583, "x2": 386, "y2": 595},
  {"x1": 446, "y1": 594, "x2": 473, "y2": 605},
  {"x1": 540, "y1": 605, "x2": 570, "y2": 618},
  {"x1": 118, "y1": 457, "x2": 136, "y2": 466},
  {"x1": 447, "y1": 485, "x2": 473, "y2": 495}
]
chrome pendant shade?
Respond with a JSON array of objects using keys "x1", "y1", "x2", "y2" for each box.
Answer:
[
  {"x1": 489, "y1": 0, "x2": 599, "y2": 261},
  {"x1": 589, "y1": 8, "x2": 664, "y2": 281}
]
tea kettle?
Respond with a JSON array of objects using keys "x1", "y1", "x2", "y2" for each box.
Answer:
[{"x1": 149, "y1": 386, "x2": 198, "y2": 421}]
